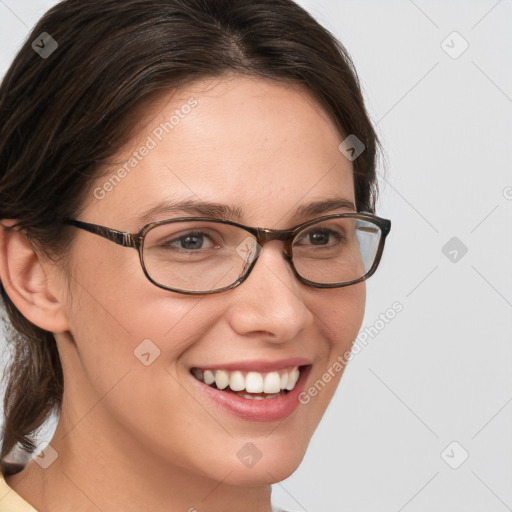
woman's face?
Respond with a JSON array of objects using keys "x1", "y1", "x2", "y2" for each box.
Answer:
[{"x1": 58, "y1": 75, "x2": 365, "y2": 486}]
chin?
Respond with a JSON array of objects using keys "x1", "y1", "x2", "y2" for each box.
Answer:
[
  {"x1": 219, "y1": 437, "x2": 309, "y2": 486},
  {"x1": 224, "y1": 455, "x2": 305, "y2": 486}
]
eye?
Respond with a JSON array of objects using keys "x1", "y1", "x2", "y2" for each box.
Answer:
[
  {"x1": 166, "y1": 231, "x2": 217, "y2": 251},
  {"x1": 296, "y1": 227, "x2": 344, "y2": 247}
]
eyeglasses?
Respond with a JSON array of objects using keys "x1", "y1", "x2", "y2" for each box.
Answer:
[{"x1": 65, "y1": 213, "x2": 391, "y2": 295}]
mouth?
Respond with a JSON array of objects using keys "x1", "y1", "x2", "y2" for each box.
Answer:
[
  {"x1": 190, "y1": 366, "x2": 303, "y2": 400},
  {"x1": 189, "y1": 363, "x2": 312, "y2": 422}
]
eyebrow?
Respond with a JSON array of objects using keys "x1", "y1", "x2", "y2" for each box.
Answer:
[{"x1": 137, "y1": 197, "x2": 356, "y2": 225}]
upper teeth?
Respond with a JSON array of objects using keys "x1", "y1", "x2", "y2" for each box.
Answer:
[{"x1": 192, "y1": 367, "x2": 301, "y2": 394}]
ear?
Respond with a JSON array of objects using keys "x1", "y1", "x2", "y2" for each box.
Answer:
[{"x1": 0, "y1": 221, "x2": 69, "y2": 333}]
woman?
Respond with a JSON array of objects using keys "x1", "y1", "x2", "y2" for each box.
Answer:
[{"x1": 0, "y1": 0, "x2": 390, "y2": 510}]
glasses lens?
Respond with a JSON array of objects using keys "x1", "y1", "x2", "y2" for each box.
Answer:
[
  {"x1": 291, "y1": 216, "x2": 382, "y2": 285},
  {"x1": 142, "y1": 220, "x2": 258, "y2": 293}
]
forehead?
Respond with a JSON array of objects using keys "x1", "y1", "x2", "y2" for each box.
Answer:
[{"x1": 85, "y1": 75, "x2": 355, "y2": 228}]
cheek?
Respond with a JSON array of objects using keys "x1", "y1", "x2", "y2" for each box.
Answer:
[
  {"x1": 62, "y1": 258, "x2": 198, "y2": 417},
  {"x1": 67, "y1": 238, "x2": 211, "y2": 348},
  {"x1": 299, "y1": 283, "x2": 366, "y2": 411},
  {"x1": 313, "y1": 282, "x2": 366, "y2": 353},
  {"x1": 68, "y1": 284, "x2": 214, "y2": 371},
  {"x1": 62, "y1": 280, "x2": 226, "y2": 461}
]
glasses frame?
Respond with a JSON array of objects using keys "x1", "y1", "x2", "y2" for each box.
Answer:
[{"x1": 65, "y1": 212, "x2": 391, "y2": 295}]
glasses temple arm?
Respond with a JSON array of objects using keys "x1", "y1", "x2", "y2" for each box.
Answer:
[{"x1": 65, "y1": 219, "x2": 137, "y2": 248}]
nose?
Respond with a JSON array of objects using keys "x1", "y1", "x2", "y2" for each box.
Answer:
[{"x1": 225, "y1": 241, "x2": 314, "y2": 342}]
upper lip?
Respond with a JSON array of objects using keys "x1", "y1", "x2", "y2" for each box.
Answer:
[{"x1": 190, "y1": 357, "x2": 312, "y2": 373}]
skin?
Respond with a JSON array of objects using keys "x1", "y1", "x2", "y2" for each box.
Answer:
[{"x1": 0, "y1": 75, "x2": 365, "y2": 512}]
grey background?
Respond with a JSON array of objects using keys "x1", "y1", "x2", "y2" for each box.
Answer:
[{"x1": 1, "y1": 1, "x2": 511, "y2": 511}]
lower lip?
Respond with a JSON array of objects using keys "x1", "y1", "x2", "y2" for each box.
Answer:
[{"x1": 192, "y1": 366, "x2": 311, "y2": 422}]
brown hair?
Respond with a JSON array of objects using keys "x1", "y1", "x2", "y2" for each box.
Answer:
[{"x1": 0, "y1": 0, "x2": 379, "y2": 466}]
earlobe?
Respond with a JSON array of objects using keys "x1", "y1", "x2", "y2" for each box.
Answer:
[{"x1": 0, "y1": 221, "x2": 70, "y2": 333}]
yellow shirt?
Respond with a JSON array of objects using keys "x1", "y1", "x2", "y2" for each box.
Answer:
[{"x1": 0, "y1": 470, "x2": 37, "y2": 512}]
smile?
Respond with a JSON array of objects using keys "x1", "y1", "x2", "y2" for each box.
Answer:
[
  {"x1": 191, "y1": 366, "x2": 301, "y2": 399},
  {"x1": 189, "y1": 359, "x2": 312, "y2": 422}
]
